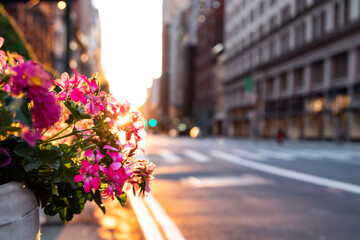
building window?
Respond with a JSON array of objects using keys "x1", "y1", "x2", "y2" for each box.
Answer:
[
  {"x1": 269, "y1": 39, "x2": 276, "y2": 58},
  {"x1": 294, "y1": 68, "x2": 304, "y2": 89},
  {"x1": 312, "y1": 12, "x2": 326, "y2": 39},
  {"x1": 333, "y1": 52, "x2": 348, "y2": 80},
  {"x1": 270, "y1": 16, "x2": 277, "y2": 30},
  {"x1": 344, "y1": 0, "x2": 350, "y2": 24},
  {"x1": 320, "y1": 11, "x2": 326, "y2": 35},
  {"x1": 280, "y1": 31, "x2": 290, "y2": 54},
  {"x1": 259, "y1": 24, "x2": 265, "y2": 37},
  {"x1": 281, "y1": 5, "x2": 291, "y2": 24},
  {"x1": 266, "y1": 78, "x2": 274, "y2": 96},
  {"x1": 295, "y1": 22, "x2": 306, "y2": 46},
  {"x1": 311, "y1": 60, "x2": 324, "y2": 85},
  {"x1": 250, "y1": 10, "x2": 255, "y2": 23},
  {"x1": 259, "y1": 46, "x2": 263, "y2": 63},
  {"x1": 296, "y1": 0, "x2": 306, "y2": 14},
  {"x1": 270, "y1": 0, "x2": 277, "y2": 6},
  {"x1": 259, "y1": 1, "x2": 265, "y2": 15},
  {"x1": 334, "y1": 2, "x2": 340, "y2": 29},
  {"x1": 280, "y1": 73, "x2": 287, "y2": 92}
]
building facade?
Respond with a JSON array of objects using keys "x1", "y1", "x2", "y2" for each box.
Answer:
[
  {"x1": 224, "y1": 0, "x2": 360, "y2": 140},
  {"x1": 194, "y1": 0, "x2": 224, "y2": 135}
]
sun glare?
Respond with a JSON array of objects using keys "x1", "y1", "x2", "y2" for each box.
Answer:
[{"x1": 93, "y1": 0, "x2": 163, "y2": 108}]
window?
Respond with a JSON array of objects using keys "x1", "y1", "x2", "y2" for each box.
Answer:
[
  {"x1": 296, "y1": 0, "x2": 306, "y2": 14},
  {"x1": 333, "y1": 52, "x2": 348, "y2": 80},
  {"x1": 295, "y1": 22, "x2": 306, "y2": 46},
  {"x1": 281, "y1": 5, "x2": 291, "y2": 23},
  {"x1": 259, "y1": 1, "x2": 265, "y2": 15},
  {"x1": 311, "y1": 61, "x2": 324, "y2": 85},
  {"x1": 344, "y1": 0, "x2": 350, "y2": 24},
  {"x1": 280, "y1": 73, "x2": 287, "y2": 92},
  {"x1": 320, "y1": 11, "x2": 326, "y2": 35},
  {"x1": 259, "y1": 24, "x2": 265, "y2": 37},
  {"x1": 334, "y1": 3, "x2": 340, "y2": 29},
  {"x1": 250, "y1": 10, "x2": 255, "y2": 23},
  {"x1": 294, "y1": 68, "x2": 304, "y2": 89},
  {"x1": 259, "y1": 46, "x2": 263, "y2": 63},
  {"x1": 270, "y1": 16, "x2": 277, "y2": 30},
  {"x1": 266, "y1": 78, "x2": 274, "y2": 95},
  {"x1": 270, "y1": 0, "x2": 277, "y2": 6},
  {"x1": 312, "y1": 12, "x2": 326, "y2": 39},
  {"x1": 269, "y1": 39, "x2": 276, "y2": 58},
  {"x1": 280, "y1": 31, "x2": 290, "y2": 53}
]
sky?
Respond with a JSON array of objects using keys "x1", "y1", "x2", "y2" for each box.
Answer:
[{"x1": 93, "y1": 0, "x2": 163, "y2": 108}]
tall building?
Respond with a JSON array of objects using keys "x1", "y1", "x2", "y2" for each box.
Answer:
[
  {"x1": 194, "y1": 0, "x2": 224, "y2": 135},
  {"x1": 224, "y1": 0, "x2": 360, "y2": 140}
]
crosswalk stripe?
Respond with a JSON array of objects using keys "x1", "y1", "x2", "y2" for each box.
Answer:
[
  {"x1": 158, "y1": 149, "x2": 181, "y2": 163},
  {"x1": 183, "y1": 149, "x2": 210, "y2": 162},
  {"x1": 209, "y1": 150, "x2": 360, "y2": 195},
  {"x1": 232, "y1": 149, "x2": 267, "y2": 161},
  {"x1": 256, "y1": 149, "x2": 295, "y2": 161}
]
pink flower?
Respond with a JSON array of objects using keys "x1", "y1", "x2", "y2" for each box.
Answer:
[
  {"x1": 84, "y1": 148, "x2": 105, "y2": 164},
  {"x1": 0, "y1": 37, "x2": 6, "y2": 69},
  {"x1": 74, "y1": 160, "x2": 101, "y2": 193},
  {"x1": 32, "y1": 92, "x2": 61, "y2": 129},
  {"x1": 11, "y1": 61, "x2": 52, "y2": 96},
  {"x1": 102, "y1": 167, "x2": 129, "y2": 200},
  {"x1": 55, "y1": 69, "x2": 87, "y2": 104},
  {"x1": 0, "y1": 148, "x2": 11, "y2": 168}
]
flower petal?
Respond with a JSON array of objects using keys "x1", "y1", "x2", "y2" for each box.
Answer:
[
  {"x1": 90, "y1": 177, "x2": 100, "y2": 190},
  {"x1": 89, "y1": 164, "x2": 100, "y2": 174},
  {"x1": 74, "y1": 174, "x2": 86, "y2": 182},
  {"x1": 104, "y1": 145, "x2": 118, "y2": 151},
  {"x1": 110, "y1": 162, "x2": 122, "y2": 171},
  {"x1": 83, "y1": 178, "x2": 91, "y2": 193},
  {"x1": 81, "y1": 160, "x2": 90, "y2": 169},
  {"x1": 84, "y1": 149, "x2": 95, "y2": 161}
]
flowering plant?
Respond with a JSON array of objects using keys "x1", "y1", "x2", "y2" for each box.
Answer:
[{"x1": 0, "y1": 37, "x2": 155, "y2": 222}]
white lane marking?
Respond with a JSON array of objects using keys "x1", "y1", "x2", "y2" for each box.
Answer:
[
  {"x1": 144, "y1": 194, "x2": 187, "y2": 240},
  {"x1": 233, "y1": 149, "x2": 267, "y2": 161},
  {"x1": 128, "y1": 192, "x2": 165, "y2": 240},
  {"x1": 182, "y1": 174, "x2": 272, "y2": 188},
  {"x1": 210, "y1": 150, "x2": 360, "y2": 195},
  {"x1": 256, "y1": 149, "x2": 295, "y2": 161},
  {"x1": 279, "y1": 149, "x2": 323, "y2": 160},
  {"x1": 158, "y1": 149, "x2": 181, "y2": 163},
  {"x1": 183, "y1": 149, "x2": 209, "y2": 162}
]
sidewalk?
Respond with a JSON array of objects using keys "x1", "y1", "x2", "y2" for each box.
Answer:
[{"x1": 40, "y1": 199, "x2": 145, "y2": 240}]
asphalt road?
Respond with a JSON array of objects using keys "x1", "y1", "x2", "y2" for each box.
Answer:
[{"x1": 138, "y1": 134, "x2": 360, "y2": 240}]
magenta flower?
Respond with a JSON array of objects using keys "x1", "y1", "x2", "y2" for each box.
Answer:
[
  {"x1": 102, "y1": 167, "x2": 128, "y2": 200},
  {"x1": 74, "y1": 160, "x2": 101, "y2": 193},
  {"x1": 84, "y1": 148, "x2": 105, "y2": 164},
  {"x1": 0, "y1": 148, "x2": 11, "y2": 168},
  {"x1": 0, "y1": 37, "x2": 6, "y2": 69},
  {"x1": 11, "y1": 61, "x2": 52, "y2": 96},
  {"x1": 32, "y1": 92, "x2": 61, "y2": 129},
  {"x1": 55, "y1": 69, "x2": 87, "y2": 104}
]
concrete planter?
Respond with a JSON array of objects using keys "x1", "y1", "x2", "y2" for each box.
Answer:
[{"x1": 0, "y1": 182, "x2": 40, "y2": 240}]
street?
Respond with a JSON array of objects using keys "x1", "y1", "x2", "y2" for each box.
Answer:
[
  {"x1": 41, "y1": 135, "x2": 360, "y2": 240},
  {"x1": 138, "y1": 135, "x2": 360, "y2": 240}
]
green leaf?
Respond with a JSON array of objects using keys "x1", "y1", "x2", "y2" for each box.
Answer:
[
  {"x1": 6, "y1": 96, "x2": 33, "y2": 128},
  {"x1": 13, "y1": 143, "x2": 35, "y2": 157},
  {"x1": 0, "y1": 108, "x2": 13, "y2": 128},
  {"x1": 116, "y1": 191, "x2": 127, "y2": 207},
  {"x1": 93, "y1": 190, "x2": 106, "y2": 214},
  {"x1": 53, "y1": 84, "x2": 62, "y2": 94},
  {"x1": 64, "y1": 101, "x2": 91, "y2": 120},
  {"x1": 23, "y1": 159, "x2": 41, "y2": 172}
]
